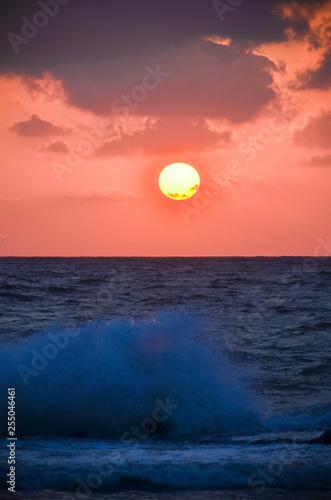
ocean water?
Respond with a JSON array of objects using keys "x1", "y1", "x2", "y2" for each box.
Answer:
[{"x1": 0, "y1": 257, "x2": 331, "y2": 499}]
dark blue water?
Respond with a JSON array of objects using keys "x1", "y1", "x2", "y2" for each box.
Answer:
[{"x1": 0, "y1": 257, "x2": 331, "y2": 496}]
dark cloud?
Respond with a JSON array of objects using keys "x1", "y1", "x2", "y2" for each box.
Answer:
[
  {"x1": 293, "y1": 110, "x2": 331, "y2": 148},
  {"x1": 0, "y1": 0, "x2": 326, "y2": 76},
  {"x1": 62, "y1": 40, "x2": 276, "y2": 122},
  {"x1": 93, "y1": 117, "x2": 232, "y2": 158},
  {"x1": 37, "y1": 138, "x2": 71, "y2": 153},
  {"x1": 9, "y1": 113, "x2": 72, "y2": 136},
  {"x1": 0, "y1": 1, "x2": 279, "y2": 74},
  {"x1": 0, "y1": 1, "x2": 328, "y2": 122}
]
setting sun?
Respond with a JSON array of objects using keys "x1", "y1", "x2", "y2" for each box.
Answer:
[{"x1": 158, "y1": 163, "x2": 200, "y2": 200}]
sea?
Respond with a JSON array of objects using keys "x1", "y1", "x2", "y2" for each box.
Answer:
[{"x1": 0, "y1": 257, "x2": 330, "y2": 500}]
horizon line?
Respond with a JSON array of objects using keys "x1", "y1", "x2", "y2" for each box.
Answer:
[{"x1": 0, "y1": 255, "x2": 329, "y2": 259}]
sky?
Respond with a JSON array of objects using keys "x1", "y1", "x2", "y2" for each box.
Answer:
[{"x1": 0, "y1": 0, "x2": 331, "y2": 256}]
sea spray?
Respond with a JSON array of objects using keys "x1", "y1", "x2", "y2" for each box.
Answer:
[{"x1": 0, "y1": 310, "x2": 260, "y2": 438}]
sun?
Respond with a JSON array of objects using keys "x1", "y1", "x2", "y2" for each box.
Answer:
[{"x1": 158, "y1": 163, "x2": 200, "y2": 200}]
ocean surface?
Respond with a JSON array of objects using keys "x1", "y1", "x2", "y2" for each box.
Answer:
[{"x1": 0, "y1": 257, "x2": 331, "y2": 499}]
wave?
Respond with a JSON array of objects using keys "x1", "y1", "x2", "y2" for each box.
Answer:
[
  {"x1": 12, "y1": 459, "x2": 331, "y2": 491},
  {"x1": 1, "y1": 435, "x2": 330, "y2": 491},
  {"x1": 1, "y1": 310, "x2": 331, "y2": 492},
  {"x1": 1, "y1": 310, "x2": 330, "y2": 442},
  {"x1": 0, "y1": 311, "x2": 260, "y2": 439},
  {"x1": 265, "y1": 402, "x2": 331, "y2": 433}
]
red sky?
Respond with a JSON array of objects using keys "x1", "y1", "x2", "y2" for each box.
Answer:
[{"x1": 1, "y1": 0, "x2": 331, "y2": 256}]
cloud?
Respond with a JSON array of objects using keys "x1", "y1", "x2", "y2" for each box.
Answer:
[
  {"x1": 276, "y1": 1, "x2": 323, "y2": 25},
  {"x1": 37, "y1": 139, "x2": 71, "y2": 154},
  {"x1": 66, "y1": 186, "x2": 150, "y2": 202},
  {"x1": 284, "y1": 2, "x2": 331, "y2": 89},
  {"x1": 0, "y1": 0, "x2": 311, "y2": 79},
  {"x1": 275, "y1": 0, "x2": 331, "y2": 47},
  {"x1": 93, "y1": 117, "x2": 232, "y2": 158},
  {"x1": 210, "y1": 175, "x2": 274, "y2": 190},
  {"x1": 22, "y1": 72, "x2": 68, "y2": 102},
  {"x1": 293, "y1": 110, "x2": 331, "y2": 148},
  {"x1": 202, "y1": 35, "x2": 232, "y2": 46},
  {"x1": 9, "y1": 114, "x2": 72, "y2": 137},
  {"x1": 62, "y1": 40, "x2": 276, "y2": 123},
  {"x1": 298, "y1": 49, "x2": 331, "y2": 89},
  {"x1": 1, "y1": 1, "x2": 329, "y2": 94},
  {"x1": 210, "y1": 175, "x2": 242, "y2": 189},
  {"x1": 300, "y1": 153, "x2": 331, "y2": 166},
  {"x1": 4, "y1": 2, "x2": 327, "y2": 123}
]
